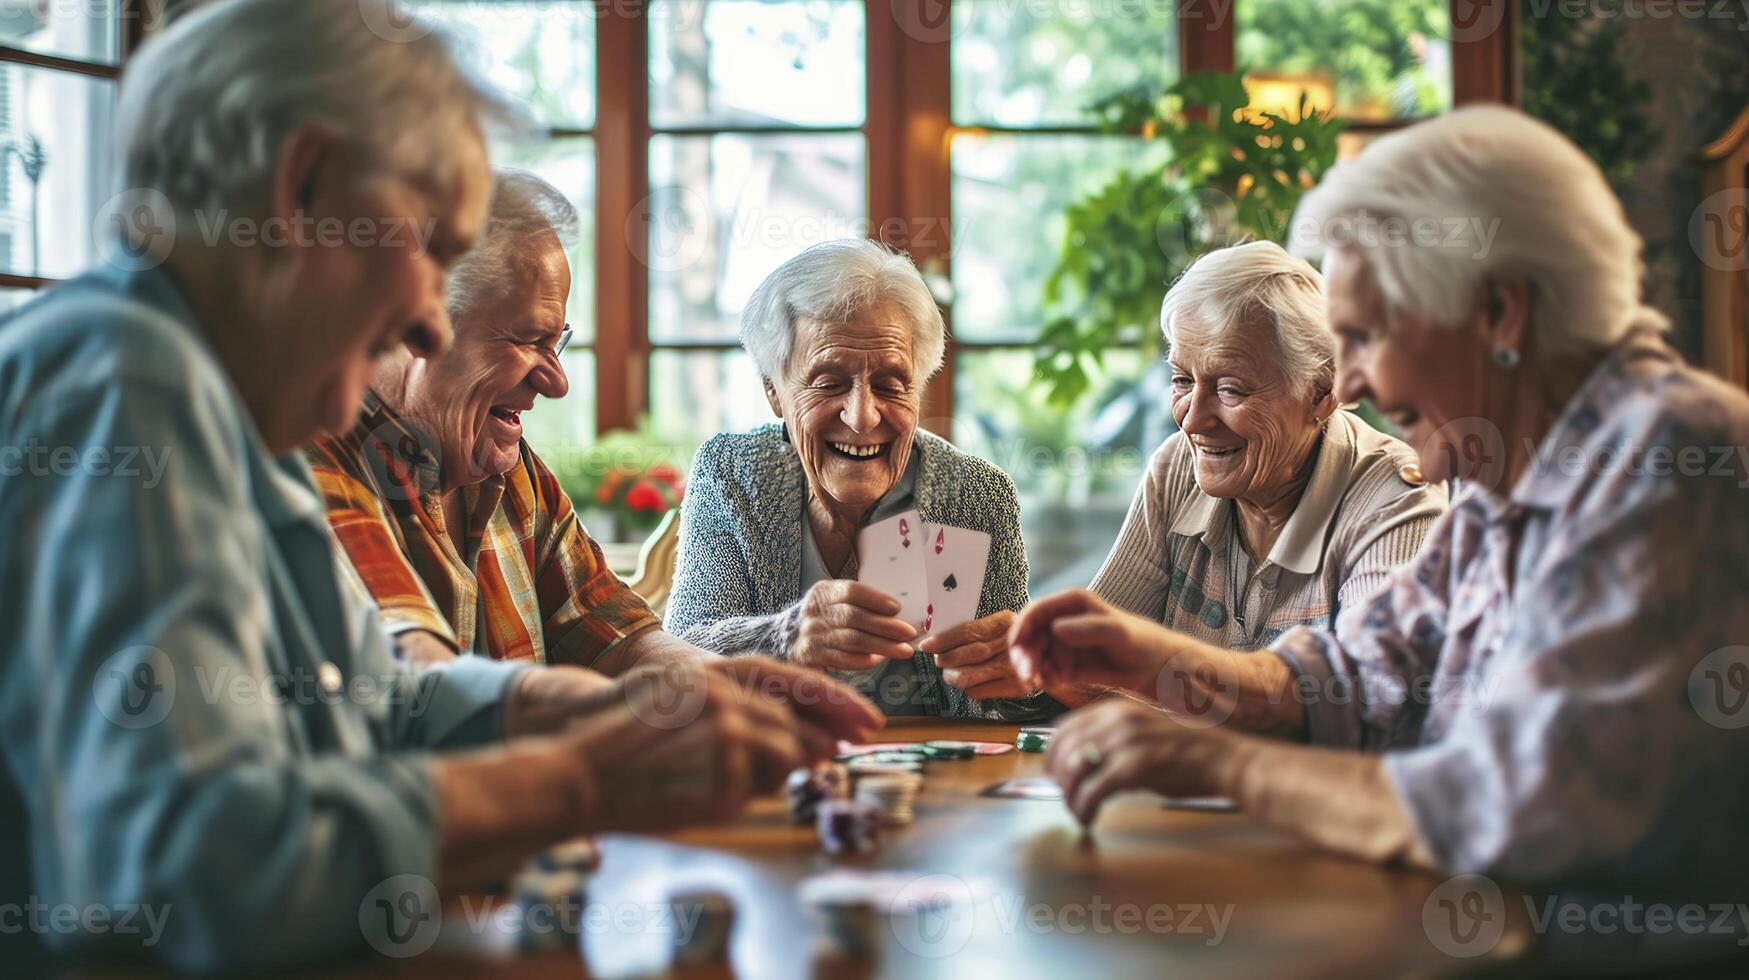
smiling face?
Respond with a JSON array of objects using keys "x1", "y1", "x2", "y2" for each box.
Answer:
[
  {"x1": 1322, "y1": 247, "x2": 1496, "y2": 484},
  {"x1": 401, "y1": 230, "x2": 572, "y2": 488},
  {"x1": 766, "y1": 303, "x2": 922, "y2": 517},
  {"x1": 1168, "y1": 308, "x2": 1332, "y2": 505}
]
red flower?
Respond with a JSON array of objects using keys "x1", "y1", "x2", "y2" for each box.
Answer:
[
  {"x1": 646, "y1": 463, "x2": 683, "y2": 487},
  {"x1": 625, "y1": 482, "x2": 665, "y2": 513}
]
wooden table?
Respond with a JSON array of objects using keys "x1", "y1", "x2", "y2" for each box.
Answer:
[{"x1": 319, "y1": 719, "x2": 1531, "y2": 979}]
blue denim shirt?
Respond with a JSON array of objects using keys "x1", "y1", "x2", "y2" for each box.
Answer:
[{"x1": 0, "y1": 265, "x2": 529, "y2": 972}]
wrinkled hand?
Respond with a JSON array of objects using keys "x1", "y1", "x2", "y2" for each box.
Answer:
[
  {"x1": 792, "y1": 580, "x2": 919, "y2": 672},
  {"x1": 503, "y1": 664, "x2": 621, "y2": 737},
  {"x1": 560, "y1": 664, "x2": 808, "y2": 831},
  {"x1": 397, "y1": 629, "x2": 459, "y2": 668},
  {"x1": 1045, "y1": 699, "x2": 1256, "y2": 826},
  {"x1": 919, "y1": 611, "x2": 1033, "y2": 699},
  {"x1": 706, "y1": 655, "x2": 884, "y2": 754},
  {"x1": 1008, "y1": 589, "x2": 1176, "y2": 698}
]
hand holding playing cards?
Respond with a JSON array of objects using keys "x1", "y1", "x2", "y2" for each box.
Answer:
[
  {"x1": 1008, "y1": 589, "x2": 1182, "y2": 699},
  {"x1": 920, "y1": 611, "x2": 1033, "y2": 699},
  {"x1": 792, "y1": 580, "x2": 919, "y2": 672},
  {"x1": 1045, "y1": 699, "x2": 1256, "y2": 826}
]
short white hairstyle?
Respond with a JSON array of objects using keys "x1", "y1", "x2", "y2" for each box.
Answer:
[
  {"x1": 119, "y1": 0, "x2": 515, "y2": 217},
  {"x1": 447, "y1": 170, "x2": 580, "y2": 323},
  {"x1": 740, "y1": 240, "x2": 946, "y2": 383},
  {"x1": 1161, "y1": 241, "x2": 1335, "y2": 396},
  {"x1": 1289, "y1": 105, "x2": 1662, "y2": 357}
]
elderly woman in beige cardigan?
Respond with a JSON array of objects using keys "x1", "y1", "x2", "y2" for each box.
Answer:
[{"x1": 1055, "y1": 241, "x2": 1446, "y2": 708}]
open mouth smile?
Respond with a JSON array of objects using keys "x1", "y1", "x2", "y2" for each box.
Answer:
[{"x1": 828, "y1": 441, "x2": 889, "y2": 460}]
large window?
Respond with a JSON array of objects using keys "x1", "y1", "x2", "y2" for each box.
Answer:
[
  {"x1": 644, "y1": 0, "x2": 867, "y2": 438},
  {"x1": 0, "y1": 2, "x2": 128, "y2": 292},
  {"x1": 948, "y1": 3, "x2": 1177, "y2": 589},
  {"x1": 407, "y1": 1, "x2": 601, "y2": 451}
]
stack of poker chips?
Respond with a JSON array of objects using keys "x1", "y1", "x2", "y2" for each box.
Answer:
[
  {"x1": 799, "y1": 875, "x2": 883, "y2": 957},
  {"x1": 786, "y1": 763, "x2": 851, "y2": 824},
  {"x1": 921, "y1": 740, "x2": 976, "y2": 760},
  {"x1": 854, "y1": 773, "x2": 923, "y2": 826},
  {"x1": 1016, "y1": 727, "x2": 1053, "y2": 753},
  {"x1": 846, "y1": 749, "x2": 926, "y2": 777},
  {"x1": 454, "y1": 853, "x2": 593, "y2": 955},
  {"x1": 669, "y1": 890, "x2": 736, "y2": 966},
  {"x1": 816, "y1": 798, "x2": 883, "y2": 855}
]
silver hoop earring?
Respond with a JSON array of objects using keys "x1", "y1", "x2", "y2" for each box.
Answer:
[{"x1": 1492, "y1": 347, "x2": 1520, "y2": 369}]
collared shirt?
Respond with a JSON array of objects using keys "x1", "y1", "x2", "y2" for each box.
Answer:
[
  {"x1": 0, "y1": 264, "x2": 526, "y2": 973},
  {"x1": 1092, "y1": 410, "x2": 1448, "y2": 649},
  {"x1": 1272, "y1": 326, "x2": 1749, "y2": 888},
  {"x1": 798, "y1": 446, "x2": 933, "y2": 715},
  {"x1": 307, "y1": 392, "x2": 659, "y2": 667}
]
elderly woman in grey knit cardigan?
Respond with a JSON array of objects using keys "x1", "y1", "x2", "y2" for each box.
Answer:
[
  {"x1": 667, "y1": 240, "x2": 1051, "y2": 719},
  {"x1": 1054, "y1": 241, "x2": 1448, "y2": 708}
]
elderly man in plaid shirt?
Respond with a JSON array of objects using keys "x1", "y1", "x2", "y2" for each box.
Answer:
[{"x1": 309, "y1": 171, "x2": 699, "y2": 678}]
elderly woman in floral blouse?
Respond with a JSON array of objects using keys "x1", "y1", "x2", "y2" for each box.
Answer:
[
  {"x1": 1014, "y1": 107, "x2": 1749, "y2": 918},
  {"x1": 669, "y1": 240, "x2": 1050, "y2": 719}
]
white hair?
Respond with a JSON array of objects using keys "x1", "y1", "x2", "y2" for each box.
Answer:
[
  {"x1": 740, "y1": 240, "x2": 946, "y2": 383},
  {"x1": 118, "y1": 0, "x2": 517, "y2": 218},
  {"x1": 447, "y1": 170, "x2": 580, "y2": 323},
  {"x1": 1161, "y1": 241, "x2": 1335, "y2": 396},
  {"x1": 1289, "y1": 105, "x2": 1663, "y2": 357}
]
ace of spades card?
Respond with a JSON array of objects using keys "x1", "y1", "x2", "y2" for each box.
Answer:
[
  {"x1": 919, "y1": 522, "x2": 990, "y2": 637},
  {"x1": 855, "y1": 510, "x2": 930, "y2": 631}
]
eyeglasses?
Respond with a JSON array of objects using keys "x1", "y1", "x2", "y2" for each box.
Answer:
[{"x1": 552, "y1": 325, "x2": 573, "y2": 358}]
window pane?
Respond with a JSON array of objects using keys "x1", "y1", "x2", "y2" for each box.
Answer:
[
  {"x1": 493, "y1": 136, "x2": 596, "y2": 342},
  {"x1": 521, "y1": 349, "x2": 596, "y2": 459},
  {"x1": 1, "y1": 67, "x2": 114, "y2": 279},
  {"x1": 408, "y1": 0, "x2": 595, "y2": 128},
  {"x1": 951, "y1": 133, "x2": 1163, "y2": 342},
  {"x1": 952, "y1": 0, "x2": 1176, "y2": 127},
  {"x1": 648, "y1": 133, "x2": 865, "y2": 342},
  {"x1": 651, "y1": 0, "x2": 865, "y2": 128},
  {"x1": 648, "y1": 349, "x2": 772, "y2": 439},
  {"x1": 1235, "y1": 0, "x2": 1450, "y2": 121},
  {"x1": 954, "y1": 347, "x2": 1155, "y2": 592},
  {"x1": 0, "y1": 0, "x2": 118, "y2": 65}
]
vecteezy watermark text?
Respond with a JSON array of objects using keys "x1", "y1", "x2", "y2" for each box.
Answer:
[
  {"x1": 0, "y1": 898, "x2": 172, "y2": 947},
  {"x1": 0, "y1": 441, "x2": 172, "y2": 489}
]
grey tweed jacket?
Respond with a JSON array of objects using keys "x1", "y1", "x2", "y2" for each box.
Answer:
[{"x1": 667, "y1": 423, "x2": 1049, "y2": 720}]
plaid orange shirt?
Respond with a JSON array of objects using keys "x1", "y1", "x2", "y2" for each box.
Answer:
[{"x1": 307, "y1": 391, "x2": 659, "y2": 666}]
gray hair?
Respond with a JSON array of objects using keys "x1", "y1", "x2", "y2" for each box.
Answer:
[
  {"x1": 1289, "y1": 105, "x2": 1663, "y2": 357},
  {"x1": 1161, "y1": 241, "x2": 1335, "y2": 396},
  {"x1": 447, "y1": 169, "x2": 580, "y2": 323},
  {"x1": 740, "y1": 240, "x2": 946, "y2": 383},
  {"x1": 118, "y1": 0, "x2": 516, "y2": 217}
]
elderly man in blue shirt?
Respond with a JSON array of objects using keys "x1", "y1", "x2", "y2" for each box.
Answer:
[{"x1": 0, "y1": 1, "x2": 878, "y2": 973}]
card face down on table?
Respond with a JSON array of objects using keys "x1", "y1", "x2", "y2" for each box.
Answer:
[{"x1": 857, "y1": 510, "x2": 992, "y2": 637}]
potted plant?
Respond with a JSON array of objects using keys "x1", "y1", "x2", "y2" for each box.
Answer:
[{"x1": 1032, "y1": 71, "x2": 1345, "y2": 417}]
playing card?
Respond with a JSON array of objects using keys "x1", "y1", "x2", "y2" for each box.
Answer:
[
  {"x1": 856, "y1": 509, "x2": 929, "y2": 630},
  {"x1": 919, "y1": 523, "x2": 991, "y2": 637},
  {"x1": 980, "y1": 777, "x2": 1063, "y2": 801}
]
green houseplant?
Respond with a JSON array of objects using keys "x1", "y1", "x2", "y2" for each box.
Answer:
[{"x1": 1033, "y1": 71, "x2": 1346, "y2": 408}]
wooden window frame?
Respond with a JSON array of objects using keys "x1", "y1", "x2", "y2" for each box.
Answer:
[
  {"x1": 3, "y1": 0, "x2": 1518, "y2": 435},
  {"x1": 592, "y1": 0, "x2": 1519, "y2": 439},
  {"x1": 0, "y1": 0, "x2": 142, "y2": 293}
]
